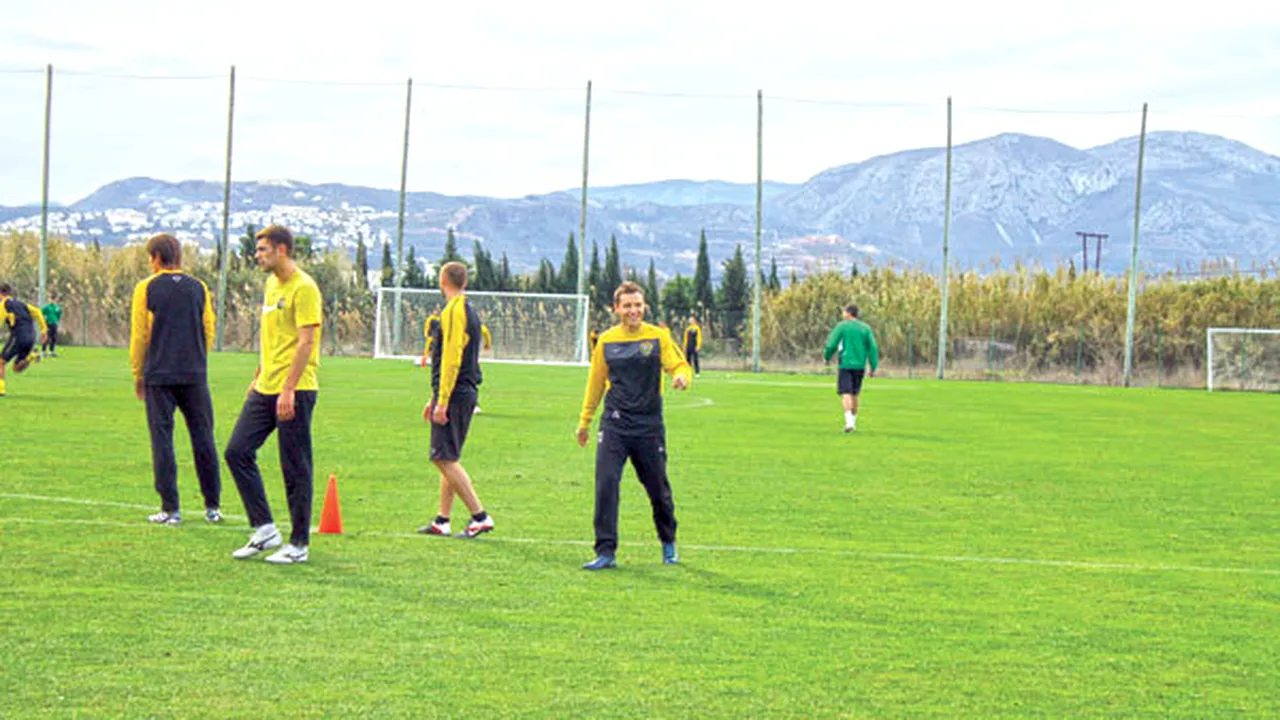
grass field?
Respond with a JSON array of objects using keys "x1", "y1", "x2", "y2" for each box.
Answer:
[{"x1": 2, "y1": 347, "x2": 1278, "y2": 717}]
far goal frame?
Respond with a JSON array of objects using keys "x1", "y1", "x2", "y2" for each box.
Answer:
[
  {"x1": 1206, "y1": 327, "x2": 1280, "y2": 392},
  {"x1": 374, "y1": 286, "x2": 592, "y2": 367}
]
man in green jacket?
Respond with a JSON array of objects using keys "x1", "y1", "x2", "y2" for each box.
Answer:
[
  {"x1": 41, "y1": 298, "x2": 62, "y2": 358},
  {"x1": 823, "y1": 304, "x2": 879, "y2": 433}
]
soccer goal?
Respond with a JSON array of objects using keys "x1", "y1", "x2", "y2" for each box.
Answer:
[
  {"x1": 374, "y1": 286, "x2": 592, "y2": 365},
  {"x1": 1206, "y1": 328, "x2": 1280, "y2": 392}
]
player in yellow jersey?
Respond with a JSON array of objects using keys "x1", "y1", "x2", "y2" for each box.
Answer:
[
  {"x1": 683, "y1": 315, "x2": 703, "y2": 377},
  {"x1": 225, "y1": 225, "x2": 324, "y2": 565},
  {"x1": 417, "y1": 261, "x2": 494, "y2": 539},
  {"x1": 0, "y1": 282, "x2": 48, "y2": 397},
  {"x1": 129, "y1": 234, "x2": 222, "y2": 525},
  {"x1": 576, "y1": 281, "x2": 691, "y2": 570},
  {"x1": 423, "y1": 310, "x2": 491, "y2": 414}
]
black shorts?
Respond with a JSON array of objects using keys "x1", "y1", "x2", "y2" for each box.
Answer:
[
  {"x1": 838, "y1": 368, "x2": 866, "y2": 396},
  {"x1": 430, "y1": 392, "x2": 477, "y2": 462},
  {"x1": 2, "y1": 333, "x2": 35, "y2": 363}
]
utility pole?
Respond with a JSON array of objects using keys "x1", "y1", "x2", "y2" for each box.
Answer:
[{"x1": 1075, "y1": 231, "x2": 1107, "y2": 273}]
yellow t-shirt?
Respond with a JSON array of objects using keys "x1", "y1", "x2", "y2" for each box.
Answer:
[{"x1": 255, "y1": 268, "x2": 323, "y2": 395}]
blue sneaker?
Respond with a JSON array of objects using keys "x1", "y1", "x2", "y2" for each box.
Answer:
[
  {"x1": 662, "y1": 543, "x2": 679, "y2": 565},
  {"x1": 582, "y1": 555, "x2": 617, "y2": 571}
]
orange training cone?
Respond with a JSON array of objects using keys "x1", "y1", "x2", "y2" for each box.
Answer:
[{"x1": 318, "y1": 474, "x2": 344, "y2": 534}]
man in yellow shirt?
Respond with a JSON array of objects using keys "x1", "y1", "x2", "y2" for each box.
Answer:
[
  {"x1": 225, "y1": 225, "x2": 323, "y2": 565},
  {"x1": 576, "y1": 281, "x2": 691, "y2": 570}
]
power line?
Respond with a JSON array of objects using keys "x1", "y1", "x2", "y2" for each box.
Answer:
[
  {"x1": 56, "y1": 69, "x2": 224, "y2": 81},
  {"x1": 961, "y1": 104, "x2": 1138, "y2": 116},
  {"x1": 13, "y1": 67, "x2": 1280, "y2": 119}
]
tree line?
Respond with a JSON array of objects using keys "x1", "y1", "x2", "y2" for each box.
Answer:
[{"x1": 3, "y1": 229, "x2": 1275, "y2": 386}]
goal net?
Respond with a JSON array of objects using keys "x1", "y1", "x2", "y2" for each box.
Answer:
[
  {"x1": 374, "y1": 287, "x2": 591, "y2": 365},
  {"x1": 1207, "y1": 328, "x2": 1280, "y2": 392}
]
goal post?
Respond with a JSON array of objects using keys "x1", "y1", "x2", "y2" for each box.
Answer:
[
  {"x1": 374, "y1": 286, "x2": 592, "y2": 366},
  {"x1": 1206, "y1": 327, "x2": 1280, "y2": 393}
]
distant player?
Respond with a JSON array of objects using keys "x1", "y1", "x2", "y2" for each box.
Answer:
[
  {"x1": 421, "y1": 310, "x2": 441, "y2": 366},
  {"x1": 823, "y1": 304, "x2": 879, "y2": 433},
  {"x1": 683, "y1": 315, "x2": 703, "y2": 377},
  {"x1": 41, "y1": 296, "x2": 62, "y2": 358},
  {"x1": 129, "y1": 233, "x2": 222, "y2": 525},
  {"x1": 225, "y1": 225, "x2": 323, "y2": 565},
  {"x1": 576, "y1": 281, "x2": 691, "y2": 570},
  {"x1": 417, "y1": 261, "x2": 494, "y2": 539},
  {"x1": 0, "y1": 283, "x2": 48, "y2": 397}
]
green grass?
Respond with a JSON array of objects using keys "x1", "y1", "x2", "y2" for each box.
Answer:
[{"x1": 2, "y1": 347, "x2": 1278, "y2": 717}]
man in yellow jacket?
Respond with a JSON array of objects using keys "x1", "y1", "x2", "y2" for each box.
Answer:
[{"x1": 576, "y1": 281, "x2": 692, "y2": 570}]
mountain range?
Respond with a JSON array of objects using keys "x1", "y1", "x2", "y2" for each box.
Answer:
[{"x1": 2, "y1": 130, "x2": 1277, "y2": 278}]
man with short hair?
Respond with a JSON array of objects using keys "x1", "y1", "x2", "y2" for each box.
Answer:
[
  {"x1": 0, "y1": 283, "x2": 47, "y2": 397},
  {"x1": 683, "y1": 315, "x2": 703, "y2": 376},
  {"x1": 129, "y1": 233, "x2": 222, "y2": 525},
  {"x1": 225, "y1": 224, "x2": 323, "y2": 565},
  {"x1": 576, "y1": 281, "x2": 692, "y2": 570},
  {"x1": 40, "y1": 297, "x2": 62, "y2": 358},
  {"x1": 823, "y1": 304, "x2": 879, "y2": 433},
  {"x1": 417, "y1": 261, "x2": 494, "y2": 539}
]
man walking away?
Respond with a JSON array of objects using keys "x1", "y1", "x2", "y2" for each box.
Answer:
[{"x1": 823, "y1": 304, "x2": 879, "y2": 433}]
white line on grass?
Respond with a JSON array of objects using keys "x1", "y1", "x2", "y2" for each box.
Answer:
[
  {"x1": 0, "y1": 492, "x2": 248, "y2": 522},
  {"x1": 3, "y1": 496, "x2": 1278, "y2": 578},
  {"x1": 665, "y1": 396, "x2": 715, "y2": 410}
]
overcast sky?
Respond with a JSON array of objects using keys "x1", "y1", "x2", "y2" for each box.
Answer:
[{"x1": 2, "y1": 0, "x2": 1279, "y2": 205}]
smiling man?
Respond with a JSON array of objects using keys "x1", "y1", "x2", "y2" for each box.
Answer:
[{"x1": 576, "y1": 281, "x2": 692, "y2": 570}]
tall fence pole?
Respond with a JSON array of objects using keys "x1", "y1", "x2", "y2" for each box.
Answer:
[
  {"x1": 215, "y1": 65, "x2": 236, "y2": 351},
  {"x1": 1122, "y1": 102, "x2": 1149, "y2": 388},
  {"x1": 936, "y1": 97, "x2": 954, "y2": 379},
  {"x1": 39, "y1": 63, "x2": 53, "y2": 306},
  {"x1": 391, "y1": 77, "x2": 413, "y2": 353},
  {"x1": 577, "y1": 80, "x2": 592, "y2": 363},
  {"x1": 752, "y1": 89, "x2": 763, "y2": 373}
]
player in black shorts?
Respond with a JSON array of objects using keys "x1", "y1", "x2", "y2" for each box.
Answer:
[
  {"x1": 1, "y1": 283, "x2": 49, "y2": 397},
  {"x1": 823, "y1": 304, "x2": 879, "y2": 433},
  {"x1": 417, "y1": 261, "x2": 494, "y2": 539}
]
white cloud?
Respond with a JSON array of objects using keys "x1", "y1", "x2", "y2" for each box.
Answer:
[{"x1": 1, "y1": 0, "x2": 1279, "y2": 204}]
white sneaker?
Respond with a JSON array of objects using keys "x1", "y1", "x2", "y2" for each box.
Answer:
[
  {"x1": 265, "y1": 544, "x2": 308, "y2": 564},
  {"x1": 232, "y1": 528, "x2": 282, "y2": 559},
  {"x1": 148, "y1": 510, "x2": 181, "y2": 525},
  {"x1": 458, "y1": 515, "x2": 494, "y2": 539},
  {"x1": 417, "y1": 520, "x2": 451, "y2": 536}
]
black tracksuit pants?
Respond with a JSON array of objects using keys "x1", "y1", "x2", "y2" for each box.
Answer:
[
  {"x1": 224, "y1": 390, "x2": 317, "y2": 548},
  {"x1": 42, "y1": 324, "x2": 58, "y2": 353},
  {"x1": 593, "y1": 426, "x2": 678, "y2": 556},
  {"x1": 145, "y1": 383, "x2": 221, "y2": 514},
  {"x1": 685, "y1": 344, "x2": 700, "y2": 374}
]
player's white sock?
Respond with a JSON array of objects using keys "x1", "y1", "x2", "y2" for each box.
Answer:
[{"x1": 844, "y1": 411, "x2": 854, "y2": 427}]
